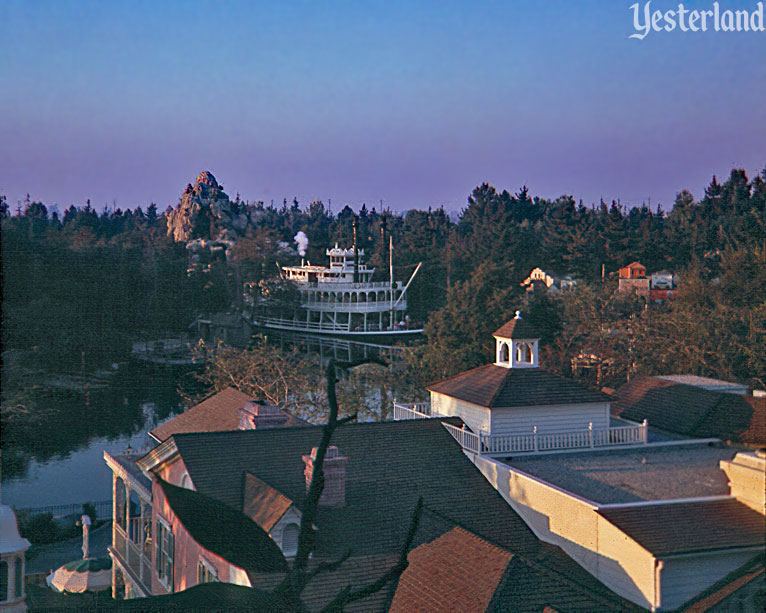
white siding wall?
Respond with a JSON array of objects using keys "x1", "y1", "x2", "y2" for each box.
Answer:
[
  {"x1": 490, "y1": 402, "x2": 610, "y2": 436},
  {"x1": 431, "y1": 392, "x2": 490, "y2": 433},
  {"x1": 660, "y1": 551, "x2": 762, "y2": 611},
  {"x1": 473, "y1": 454, "x2": 657, "y2": 610}
]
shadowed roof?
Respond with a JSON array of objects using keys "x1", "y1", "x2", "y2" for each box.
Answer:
[
  {"x1": 427, "y1": 364, "x2": 608, "y2": 408},
  {"x1": 145, "y1": 419, "x2": 637, "y2": 610},
  {"x1": 598, "y1": 499, "x2": 766, "y2": 556},
  {"x1": 493, "y1": 316, "x2": 541, "y2": 339},
  {"x1": 613, "y1": 376, "x2": 762, "y2": 443},
  {"x1": 169, "y1": 420, "x2": 542, "y2": 559}
]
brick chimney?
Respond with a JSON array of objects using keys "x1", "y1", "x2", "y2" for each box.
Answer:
[
  {"x1": 302, "y1": 446, "x2": 348, "y2": 507},
  {"x1": 238, "y1": 400, "x2": 288, "y2": 430}
]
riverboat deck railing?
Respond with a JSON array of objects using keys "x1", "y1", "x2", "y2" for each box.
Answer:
[{"x1": 392, "y1": 402, "x2": 648, "y2": 456}]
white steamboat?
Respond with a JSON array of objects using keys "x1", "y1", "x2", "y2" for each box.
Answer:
[{"x1": 247, "y1": 240, "x2": 422, "y2": 338}]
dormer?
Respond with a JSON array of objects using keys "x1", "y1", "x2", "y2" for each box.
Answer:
[{"x1": 493, "y1": 311, "x2": 540, "y2": 369}]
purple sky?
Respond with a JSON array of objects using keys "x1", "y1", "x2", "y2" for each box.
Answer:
[{"x1": 1, "y1": 0, "x2": 764, "y2": 213}]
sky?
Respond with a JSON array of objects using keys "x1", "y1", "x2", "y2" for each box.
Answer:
[{"x1": 1, "y1": 0, "x2": 764, "y2": 214}]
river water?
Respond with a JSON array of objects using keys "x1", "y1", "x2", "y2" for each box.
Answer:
[
  {"x1": 1, "y1": 334, "x2": 413, "y2": 510},
  {"x1": 2, "y1": 363, "x2": 193, "y2": 509}
]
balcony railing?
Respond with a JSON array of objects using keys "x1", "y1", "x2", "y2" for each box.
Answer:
[
  {"x1": 392, "y1": 402, "x2": 436, "y2": 420},
  {"x1": 112, "y1": 521, "x2": 151, "y2": 592},
  {"x1": 393, "y1": 402, "x2": 649, "y2": 456}
]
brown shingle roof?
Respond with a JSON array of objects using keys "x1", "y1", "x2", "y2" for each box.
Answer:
[
  {"x1": 493, "y1": 316, "x2": 541, "y2": 339},
  {"x1": 243, "y1": 473, "x2": 294, "y2": 532},
  {"x1": 598, "y1": 499, "x2": 766, "y2": 556},
  {"x1": 391, "y1": 527, "x2": 642, "y2": 613},
  {"x1": 150, "y1": 387, "x2": 305, "y2": 442},
  {"x1": 390, "y1": 527, "x2": 512, "y2": 613},
  {"x1": 150, "y1": 387, "x2": 253, "y2": 442},
  {"x1": 427, "y1": 364, "x2": 608, "y2": 408},
  {"x1": 612, "y1": 376, "x2": 762, "y2": 443}
]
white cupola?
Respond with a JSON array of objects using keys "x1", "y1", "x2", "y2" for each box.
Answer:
[
  {"x1": 0, "y1": 504, "x2": 30, "y2": 612},
  {"x1": 493, "y1": 311, "x2": 540, "y2": 369}
]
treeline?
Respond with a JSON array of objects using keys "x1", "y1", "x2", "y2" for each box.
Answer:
[
  {"x1": 2, "y1": 166, "x2": 764, "y2": 388},
  {"x1": 1, "y1": 198, "x2": 230, "y2": 375}
]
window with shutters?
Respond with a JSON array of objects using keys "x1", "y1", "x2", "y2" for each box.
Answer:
[
  {"x1": 155, "y1": 517, "x2": 174, "y2": 591},
  {"x1": 281, "y1": 523, "x2": 300, "y2": 557}
]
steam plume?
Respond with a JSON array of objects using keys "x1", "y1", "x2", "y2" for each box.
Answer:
[{"x1": 294, "y1": 231, "x2": 309, "y2": 257}]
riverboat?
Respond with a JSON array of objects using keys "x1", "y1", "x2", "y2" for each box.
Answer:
[{"x1": 245, "y1": 239, "x2": 422, "y2": 338}]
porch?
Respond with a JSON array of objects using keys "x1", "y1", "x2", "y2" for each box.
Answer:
[
  {"x1": 392, "y1": 402, "x2": 648, "y2": 457},
  {"x1": 104, "y1": 451, "x2": 153, "y2": 598}
]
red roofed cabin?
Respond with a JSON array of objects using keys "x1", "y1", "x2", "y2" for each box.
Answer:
[
  {"x1": 619, "y1": 261, "x2": 646, "y2": 279},
  {"x1": 617, "y1": 262, "x2": 650, "y2": 299}
]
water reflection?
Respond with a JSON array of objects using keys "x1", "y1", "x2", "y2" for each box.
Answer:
[
  {"x1": 1, "y1": 363, "x2": 198, "y2": 507},
  {"x1": 1, "y1": 333, "x2": 420, "y2": 509}
]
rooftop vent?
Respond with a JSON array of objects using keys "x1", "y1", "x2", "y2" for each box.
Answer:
[
  {"x1": 238, "y1": 400, "x2": 288, "y2": 430},
  {"x1": 302, "y1": 446, "x2": 348, "y2": 507}
]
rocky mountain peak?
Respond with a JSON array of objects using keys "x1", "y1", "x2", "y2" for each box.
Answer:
[{"x1": 166, "y1": 171, "x2": 258, "y2": 244}]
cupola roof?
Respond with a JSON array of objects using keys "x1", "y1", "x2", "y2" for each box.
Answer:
[{"x1": 493, "y1": 311, "x2": 541, "y2": 340}]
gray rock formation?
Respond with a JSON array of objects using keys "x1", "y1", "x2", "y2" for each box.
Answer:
[{"x1": 166, "y1": 171, "x2": 259, "y2": 243}]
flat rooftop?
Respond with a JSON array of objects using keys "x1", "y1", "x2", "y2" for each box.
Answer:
[
  {"x1": 505, "y1": 443, "x2": 738, "y2": 505},
  {"x1": 655, "y1": 374, "x2": 747, "y2": 392}
]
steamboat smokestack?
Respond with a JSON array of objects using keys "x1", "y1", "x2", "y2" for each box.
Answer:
[{"x1": 353, "y1": 215, "x2": 360, "y2": 284}]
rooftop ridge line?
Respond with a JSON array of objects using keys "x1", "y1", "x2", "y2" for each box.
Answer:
[{"x1": 597, "y1": 495, "x2": 734, "y2": 511}]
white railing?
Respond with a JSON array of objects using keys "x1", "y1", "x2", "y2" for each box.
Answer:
[
  {"x1": 257, "y1": 317, "x2": 352, "y2": 332},
  {"x1": 478, "y1": 421, "x2": 648, "y2": 456},
  {"x1": 299, "y1": 281, "x2": 395, "y2": 291},
  {"x1": 392, "y1": 402, "x2": 649, "y2": 456},
  {"x1": 443, "y1": 423, "x2": 481, "y2": 453},
  {"x1": 392, "y1": 402, "x2": 436, "y2": 420},
  {"x1": 300, "y1": 302, "x2": 406, "y2": 314}
]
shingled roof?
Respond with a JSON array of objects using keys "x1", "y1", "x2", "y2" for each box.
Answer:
[
  {"x1": 427, "y1": 364, "x2": 608, "y2": 408},
  {"x1": 598, "y1": 499, "x2": 766, "y2": 556},
  {"x1": 493, "y1": 314, "x2": 541, "y2": 339},
  {"x1": 243, "y1": 473, "x2": 295, "y2": 532},
  {"x1": 158, "y1": 419, "x2": 634, "y2": 610},
  {"x1": 612, "y1": 376, "x2": 763, "y2": 443},
  {"x1": 390, "y1": 526, "x2": 642, "y2": 612},
  {"x1": 390, "y1": 527, "x2": 512, "y2": 613},
  {"x1": 150, "y1": 387, "x2": 305, "y2": 442}
]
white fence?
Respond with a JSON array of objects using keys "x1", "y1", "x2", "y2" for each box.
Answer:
[
  {"x1": 393, "y1": 402, "x2": 648, "y2": 456},
  {"x1": 392, "y1": 402, "x2": 435, "y2": 420}
]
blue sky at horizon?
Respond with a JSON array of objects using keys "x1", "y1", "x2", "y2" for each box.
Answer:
[{"x1": 1, "y1": 0, "x2": 764, "y2": 213}]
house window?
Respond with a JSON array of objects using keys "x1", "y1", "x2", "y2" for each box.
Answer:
[
  {"x1": 155, "y1": 518, "x2": 174, "y2": 591},
  {"x1": 516, "y1": 342, "x2": 532, "y2": 363},
  {"x1": 282, "y1": 523, "x2": 300, "y2": 557},
  {"x1": 14, "y1": 557, "x2": 22, "y2": 600},
  {"x1": 0, "y1": 560, "x2": 7, "y2": 602},
  {"x1": 180, "y1": 473, "x2": 193, "y2": 490},
  {"x1": 499, "y1": 342, "x2": 509, "y2": 362},
  {"x1": 197, "y1": 558, "x2": 219, "y2": 584}
]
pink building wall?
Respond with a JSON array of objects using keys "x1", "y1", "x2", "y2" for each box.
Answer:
[{"x1": 150, "y1": 457, "x2": 241, "y2": 594}]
